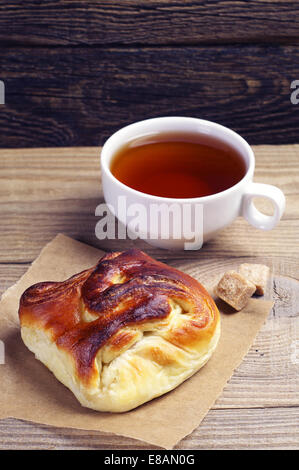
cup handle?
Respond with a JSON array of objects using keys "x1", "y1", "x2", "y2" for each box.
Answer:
[{"x1": 241, "y1": 182, "x2": 285, "y2": 230}]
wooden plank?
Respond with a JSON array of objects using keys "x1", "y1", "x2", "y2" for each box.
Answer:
[
  {"x1": 1, "y1": 201, "x2": 299, "y2": 262},
  {"x1": 0, "y1": 45, "x2": 299, "y2": 147},
  {"x1": 0, "y1": 147, "x2": 102, "y2": 203},
  {"x1": 0, "y1": 143, "x2": 298, "y2": 449},
  {"x1": 0, "y1": 407, "x2": 298, "y2": 449},
  {"x1": 0, "y1": 145, "x2": 298, "y2": 262},
  {"x1": 0, "y1": 1, "x2": 298, "y2": 46}
]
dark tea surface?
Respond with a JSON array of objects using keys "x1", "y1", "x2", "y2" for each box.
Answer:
[{"x1": 110, "y1": 134, "x2": 246, "y2": 198}]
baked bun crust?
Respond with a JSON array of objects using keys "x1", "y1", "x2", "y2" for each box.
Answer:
[{"x1": 19, "y1": 249, "x2": 220, "y2": 412}]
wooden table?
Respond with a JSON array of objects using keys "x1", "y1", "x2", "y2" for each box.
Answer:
[
  {"x1": 1, "y1": 1, "x2": 299, "y2": 148},
  {"x1": 0, "y1": 145, "x2": 298, "y2": 449}
]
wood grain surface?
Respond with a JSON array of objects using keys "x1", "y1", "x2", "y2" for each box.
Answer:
[
  {"x1": 0, "y1": 1, "x2": 299, "y2": 147},
  {"x1": 0, "y1": 145, "x2": 298, "y2": 449},
  {"x1": 1, "y1": 45, "x2": 298, "y2": 147},
  {"x1": 0, "y1": 1, "x2": 298, "y2": 46}
]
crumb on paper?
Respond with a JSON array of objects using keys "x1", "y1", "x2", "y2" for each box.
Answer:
[{"x1": 214, "y1": 270, "x2": 256, "y2": 311}]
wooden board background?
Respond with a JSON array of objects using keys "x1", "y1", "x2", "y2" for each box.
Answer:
[
  {"x1": 0, "y1": 1, "x2": 299, "y2": 147},
  {"x1": 0, "y1": 144, "x2": 298, "y2": 449}
]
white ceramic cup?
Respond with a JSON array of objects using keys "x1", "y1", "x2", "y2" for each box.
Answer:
[{"x1": 100, "y1": 117, "x2": 285, "y2": 250}]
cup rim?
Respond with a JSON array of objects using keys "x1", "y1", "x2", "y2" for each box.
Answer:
[{"x1": 100, "y1": 116, "x2": 255, "y2": 203}]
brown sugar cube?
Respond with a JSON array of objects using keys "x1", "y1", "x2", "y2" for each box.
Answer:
[
  {"x1": 239, "y1": 263, "x2": 270, "y2": 296},
  {"x1": 214, "y1": 270, "x2": 256, "y2": 311}
]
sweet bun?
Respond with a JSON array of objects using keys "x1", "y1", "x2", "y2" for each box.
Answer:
[{"x1": 19, "y1": 249, "x2": 220, "y2": 412}]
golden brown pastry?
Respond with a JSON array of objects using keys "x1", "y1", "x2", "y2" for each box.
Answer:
[{"x1": 19, "y1": 249, "x2": 220, "y2": 412}]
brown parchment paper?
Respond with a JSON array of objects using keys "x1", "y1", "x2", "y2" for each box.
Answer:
[{"x1": 0, "y1": 234, "x2": 273, "y2": 449}]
